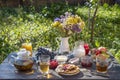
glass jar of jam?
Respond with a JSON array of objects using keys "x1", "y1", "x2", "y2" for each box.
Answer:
[{"x1": 81, "y1": 56, "x2": 93, "y2": 67}]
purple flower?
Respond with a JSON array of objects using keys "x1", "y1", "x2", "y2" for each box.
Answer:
[
  {"x1": 54, "y1": 17, "x2": 61, "y2": 22},
  {"x1": 65, "y1": 12, "x2": 72, "y2": 17},
  {"x1": 71, "y1": 24, "x2": 81, "y2": 33}
]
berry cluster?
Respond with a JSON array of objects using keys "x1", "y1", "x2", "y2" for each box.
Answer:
[{"x1": 36, "y1": 47, "x2": 56, "y2": 60}]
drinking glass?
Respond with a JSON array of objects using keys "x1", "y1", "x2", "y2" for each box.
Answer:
[
  {"x1": 22, "y1": 43, "x2": 32, "y2": 56},
  {"x1": 96, "y1": 54, "x2": 111, "y2": 73},
  {"x1": 39, "y1": 55, "x2": 50, "y2": 76}
]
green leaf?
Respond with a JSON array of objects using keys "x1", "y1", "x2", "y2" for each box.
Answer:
[{"x1": 95, "y1": 40, "x2": 100, "y2": 48}]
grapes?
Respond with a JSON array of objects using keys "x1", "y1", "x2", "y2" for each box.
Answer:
[{"x1": 36, "y1": 47, "x2": 56, "y2": 60}]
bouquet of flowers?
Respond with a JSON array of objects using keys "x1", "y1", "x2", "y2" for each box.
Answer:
[{"x1": 51, "y1": 12, "x2": 85, "y2": 37}]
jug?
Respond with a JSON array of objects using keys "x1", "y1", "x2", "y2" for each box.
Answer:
[{"x1": 73, "y1": 41, "x2": 85, "y2": 58}]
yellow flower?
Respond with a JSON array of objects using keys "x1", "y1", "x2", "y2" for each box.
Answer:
[
  {"x1": 51, "y1": 21, "x2": 61, "y2": 27},
  {"x1": 73, "y1": 18, "x2": 78, "y2": 24},
  {"x1": 58, "y1": 24, "x2": 63, "y2": 28},
  {"x1": 66, "y1": 17, "x2": 76, "y2": 25},
  {"x1": 75, "y1": 15, "x2": 82, "y2": 23},
  {"x1": 51, "y1": 12, "x2": 85, "y2": 37}
]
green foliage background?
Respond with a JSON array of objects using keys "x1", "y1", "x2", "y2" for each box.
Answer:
[{"x1": 0, "y1": 3, "x2": 120, "y2": 63}]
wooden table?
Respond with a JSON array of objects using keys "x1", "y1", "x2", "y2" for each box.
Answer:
[{"x1": 0, "y1": 52, "x2": 120, "y2": 79}]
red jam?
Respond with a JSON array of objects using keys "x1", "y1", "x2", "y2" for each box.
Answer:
[{"x1": 81, "y1": 62, "x2": 92, "y2": 67}]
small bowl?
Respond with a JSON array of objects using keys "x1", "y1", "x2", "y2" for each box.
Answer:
[{"x1": 54, "y1": 55, "x2": 68, "y2": 64}]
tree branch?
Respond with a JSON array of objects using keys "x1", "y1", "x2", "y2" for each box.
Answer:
[{"x1": 90, "y1": 0, "x2": 100, "y2": 44}]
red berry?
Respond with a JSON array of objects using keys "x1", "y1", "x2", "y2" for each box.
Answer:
[
  {"x1": 95, "y1": 50, "x2": 101, "y2": 55},
  {"x1": 84, "y1": 43, "x2": 90, "y2": 55},
  {"x1": 50, "y1": 60, "x2": 58, "y2": 69}
]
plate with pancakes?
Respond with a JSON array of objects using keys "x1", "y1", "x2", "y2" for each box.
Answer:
[{"x1": 55, "y1": 64, "x2": 80, "y2": 76}]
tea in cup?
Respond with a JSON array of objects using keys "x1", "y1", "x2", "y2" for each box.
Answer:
[{"x1": 96, "y1": 54, "x2": 111, "y2": 73}]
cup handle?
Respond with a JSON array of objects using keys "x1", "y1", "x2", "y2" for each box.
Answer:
[{"x1": 108, "y1": 58, "x2": 113, "y2": 69}]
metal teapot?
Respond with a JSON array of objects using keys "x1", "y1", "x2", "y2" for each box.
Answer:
[{"x1": 9, "y1": 49, "x2": 34, "y2": 71}]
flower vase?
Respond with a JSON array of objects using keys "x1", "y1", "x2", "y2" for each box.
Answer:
[{"x1": 59, "y1": 37, "x2": 70, "y2": 54}]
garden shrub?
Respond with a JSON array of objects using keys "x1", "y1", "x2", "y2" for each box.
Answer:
[{"x1": 0, "y1": 3, "x2": 120, "y2": 63}]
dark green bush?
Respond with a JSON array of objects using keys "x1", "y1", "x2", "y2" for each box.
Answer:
[{"x1": 0, "y1": 3, "x2": 120, "y2": 63}]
